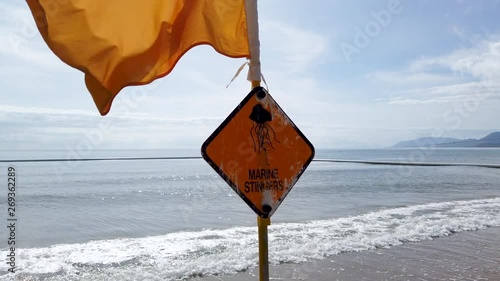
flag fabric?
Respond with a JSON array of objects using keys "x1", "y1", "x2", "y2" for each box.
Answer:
[{"x1": 27, "y1": 0, "x2": 251, "y2": 115}]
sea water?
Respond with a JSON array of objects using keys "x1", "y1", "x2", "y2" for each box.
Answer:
[{"x1": 0, "y1": 148, "x2": 499, "y2": 280}]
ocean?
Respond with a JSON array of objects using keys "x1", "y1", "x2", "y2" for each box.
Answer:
[{"x1": 0, "y1": 148, "x2": 499, "y2": 280}]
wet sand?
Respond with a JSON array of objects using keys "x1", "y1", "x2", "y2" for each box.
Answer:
[{"x1": 200, "y1": 227, "x2": 500, "y2": 280}]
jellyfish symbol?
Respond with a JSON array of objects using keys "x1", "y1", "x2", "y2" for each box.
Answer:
[{"x1": 249, "y1": 104, "x2": 280, "y2": 165}]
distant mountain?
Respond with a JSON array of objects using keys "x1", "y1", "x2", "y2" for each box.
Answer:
[
  {"x1": 392, "y1": 137, "x2": 461, "y2": 148},
  {"x1": 392, "y1": 132, "x2": 500, "y2": 148}
]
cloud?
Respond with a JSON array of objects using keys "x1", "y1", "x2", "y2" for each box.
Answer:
[
  {"x1": 409, "y1": 38, "x2": 500, "y2": 80},
  {"x1": 0, "y1": 105, "x2": 96, "y2": 117},
  {"x1": 367, "y1": 71, "x2": 459, "y2": 86},
  {"x1": 450, "y1": 25, "x2": 467, "y2": 40},
  {"x1": 388, "y1": 93, "x2": 500, "y2": 105},
  {"x1": 373, "y1": 38, "x2": 500, "y2": 104},
  {"x1": 260, "y1": 21, "x2": 329, "y2": 72},
  {"x1": 0, "y1": 105, "x2": 227, "y2": 149},
  {"x1": 387, "y1": 81, "x2": 500, "y2": 105}
]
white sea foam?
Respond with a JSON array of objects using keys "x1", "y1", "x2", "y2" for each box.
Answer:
[{"x1": 1, "y1": 197, "x2": 499, "y2": 281}]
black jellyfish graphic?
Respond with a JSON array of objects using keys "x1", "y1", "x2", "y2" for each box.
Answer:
[{"x1": 249, "y1": 104, "x2": 279, "y2": 165}]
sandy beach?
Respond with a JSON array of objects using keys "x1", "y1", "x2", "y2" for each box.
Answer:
[{"x1": 200, "y1": 227, "x2": 500, "y2": 281}]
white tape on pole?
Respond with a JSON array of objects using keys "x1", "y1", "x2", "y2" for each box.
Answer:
[{"x1": 245, "y1": 0, "x2": 262, "y2": 82}]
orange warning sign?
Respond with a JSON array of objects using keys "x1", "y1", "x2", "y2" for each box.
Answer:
[{"x1": 202, "y1": 87, "x2": 315, "y2": 218}]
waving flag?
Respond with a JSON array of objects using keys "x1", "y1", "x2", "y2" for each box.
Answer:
[{"x1": 27, "y1": 0, "x2": 251, "y2": 115}]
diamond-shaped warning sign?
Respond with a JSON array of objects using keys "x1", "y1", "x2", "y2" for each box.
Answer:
[{"x1": 201, "y1": 87, "x2": 315, "y2": 218}]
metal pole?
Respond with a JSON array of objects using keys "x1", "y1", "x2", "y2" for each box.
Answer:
[
  {"x1": 258, "y1": 216, "x2": 270, "y2": 281},
  {"x1": 248, "y1": 1, "x2": 266, "y2": 277}
]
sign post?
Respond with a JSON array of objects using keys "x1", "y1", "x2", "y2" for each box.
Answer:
[
  {"x1": 252, "y1": 81, "x2": 270, "y2": 281},
  {"x1": 202, "y1": 86, "x2": 315, "y2": 280},
  {"x1": 258, "y1": 216, "x2": 270, "y2": 280}
]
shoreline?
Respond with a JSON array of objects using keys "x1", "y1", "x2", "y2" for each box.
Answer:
[{"x1": 199, "y1": 227, "x2": 500, "y2": 280}]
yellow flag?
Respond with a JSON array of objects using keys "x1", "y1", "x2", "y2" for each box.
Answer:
[{"x1": 27, "y1": 0, "x2": 250, "y2": 115}]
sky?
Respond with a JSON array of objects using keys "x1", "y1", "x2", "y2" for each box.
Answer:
[{"x1": 1, "y1": 0, "x2": 500, "y2": 151}]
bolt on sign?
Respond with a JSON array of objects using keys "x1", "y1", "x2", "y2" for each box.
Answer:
[{"x1": 202, "y1": 87, "x2": 315, "y2": 218}]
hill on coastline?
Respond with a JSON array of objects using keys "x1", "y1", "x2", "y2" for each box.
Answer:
[{"x1": 392, "y1": 132, "x2": 500, "y2": 148}]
